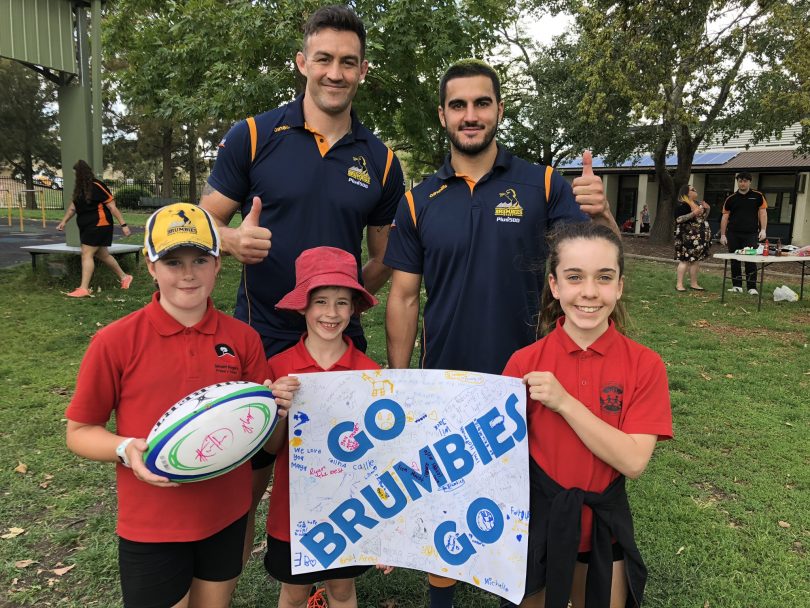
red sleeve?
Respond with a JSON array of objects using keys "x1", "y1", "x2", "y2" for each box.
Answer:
[
  {"x1": 65, "y1": 331, "x2": 121, "y2": 425},
  {"x1": 502, "y1": 351, "x2": 525, "y2": 379},
  {"x1": 621, "y1": 349, "x2": 673, "y2": 441}
]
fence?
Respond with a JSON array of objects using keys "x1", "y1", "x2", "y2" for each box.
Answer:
[
  {"x1": 0, "y1": 177, "x2": 209, "y2": 211},
  {"x1": 0, "y1": 177, "x2": 64, "y2": 210}
]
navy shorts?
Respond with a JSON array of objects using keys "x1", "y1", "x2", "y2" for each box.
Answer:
[
  {"x1": 118, "y1": 513, "x2": 247, "y2": 608},
  {"x1": 264, "y1": 535, "x2": 370, "y2": 585}
]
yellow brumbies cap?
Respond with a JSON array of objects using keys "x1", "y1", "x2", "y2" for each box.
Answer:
[{"x1": 144, "y1": 203, "x2": 221, "y2": 262}]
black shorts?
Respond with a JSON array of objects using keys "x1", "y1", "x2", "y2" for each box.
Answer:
[
  {"x1": 264, "y1": 535, "x2": 371, "y2": 585},
  {"x1": 118, "y1": 513, "x2": 247, "y2": 608},
  {"x1": 577, "y1": 542, "x2": 625, "y2": 563},
  {"x1": 79, "y1": 225, "x2": 113, "y2": 247},
  {"x1": 251, "y1": 448, "x2": 278, "y2": 470}
]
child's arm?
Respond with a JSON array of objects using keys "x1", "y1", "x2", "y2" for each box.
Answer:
[
  {"x1": 66, "y1": 420, "x2": 178, "y2": 487},
  {"x1": 263, "y1": 375, "x2": 300, "y2": 454},
  {"x1": 524, "y1": 372, "x2": 658, "y2": 479}
]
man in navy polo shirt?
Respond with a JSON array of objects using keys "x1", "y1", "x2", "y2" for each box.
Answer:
[
  {"x1": 200, "y1": 5, "x2": 404, "y2": 565},
  {"x1": 384, "y1": 59, "x2": 617, "y2": 607},
  {"x1": 201, "y1": 5, "x2": 403, "y2": 357}
]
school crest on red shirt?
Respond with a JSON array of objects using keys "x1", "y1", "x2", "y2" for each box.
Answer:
[{"x1": 600, "y1": 382, "x2": 623, "y2": 414}]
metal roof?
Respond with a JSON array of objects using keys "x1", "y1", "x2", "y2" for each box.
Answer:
[
  {"x1": 720, "y1": 149, "x2": 810, "y2": 170},
  {"x1": 559, "y1": 149, "x2": 809, "y2": 174},
  {"x1": 0, "y1": 0, "x2": 77, "y2": 75}
]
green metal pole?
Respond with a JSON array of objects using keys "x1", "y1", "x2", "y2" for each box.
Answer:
[{"x1": 91, "y1": 0, "x2": 103, "y2": 176}]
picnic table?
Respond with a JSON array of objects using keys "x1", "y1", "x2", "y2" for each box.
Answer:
[
  {"x1": 713, "y1": 252, "x2": 808, "y2": 311},
  {"x1": 21, "y1": 243, "x2": 142, "y2": 269}
]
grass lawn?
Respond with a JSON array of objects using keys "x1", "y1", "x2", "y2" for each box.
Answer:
[{"x1": 0, "y1": 249, "x2": 807, "y2": 607}]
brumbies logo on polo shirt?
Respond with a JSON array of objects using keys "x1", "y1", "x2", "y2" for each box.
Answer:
[
  {"x1": 494, "y1": 188, "x2": 524, "y2": 223},
  {"x1": 600, "y1": 382, "x2": 623, "y2": 414},
  {"x1": 348, "y1": 155, "x2": 371, "y2": 189}
]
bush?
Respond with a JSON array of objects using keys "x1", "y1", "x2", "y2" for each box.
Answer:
[{"x1": 114, "y1": 186, "x2": 150, "y2": 209}]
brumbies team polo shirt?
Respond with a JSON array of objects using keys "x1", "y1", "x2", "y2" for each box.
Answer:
[
  {"x1": 384, "y1": 146, "x2": 588, "y2": 374},
  {"x1": 208, "y1": 96, "x2": 404, "y2": 346},
  {"x1": 722, "y1": 189, "x2": 768, "y2": 234}
]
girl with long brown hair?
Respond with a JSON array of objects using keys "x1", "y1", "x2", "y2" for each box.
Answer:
[{"x1": 504, "y1": 222, "x2": 672, "y2": 608}]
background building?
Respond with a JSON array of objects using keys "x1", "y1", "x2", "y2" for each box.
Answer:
[{"x1": 560, "y1": 124, "x2": 809, "y2": 245}]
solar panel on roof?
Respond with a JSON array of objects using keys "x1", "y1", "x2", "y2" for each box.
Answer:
[{"x1": 693, "y1": 151, "x2": 739, "y2": 165}]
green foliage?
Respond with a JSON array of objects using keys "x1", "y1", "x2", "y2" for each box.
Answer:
[
  {"x1": 747, "y1": 0, "x2": 810, "y2": 153},
  {"x1": 101, "y1": 1, "x2": 514, "y2": 176},
  {"x1": 112, "y1": 186, "x2": 151, "y2": 209},
  {"x1": 574, "y1": 1, "x2": 805, "y2": 243},
  {"x1": 0, "y1": 59, "x2": 61, "y2": 205}
]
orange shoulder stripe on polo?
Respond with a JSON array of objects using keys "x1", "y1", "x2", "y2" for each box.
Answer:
[
  {"x1": 247, "y1": 116, "x2": 258, "y2": 163},
  {"x1": 95, "y1": 181, "x2": 114, "y2": 204},
  {"x1": 383, "y1": 148, "x2": 394, "y2": 186},
  {"x1": 544, "y1": 165, "x2": 553, "y2": 204},
  {"x1": 405, "y1": 190, "x2": 416, "y2": 228}
]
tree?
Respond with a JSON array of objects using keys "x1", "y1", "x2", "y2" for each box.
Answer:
[
  {"x1": 491, "y1": 12, "x2": 632, "y2": 168},
  {"x1": 353, "y1": 0, "x2": 503, "y2": 174},
  {"x1": 102, "y1": 0, "x2": 514, "y2": 179},
  {"x1": 747, "y1": 0, "x2": 810, "y2": 153},
  {"x1": 0, "y1": 59, "x2": 60, "y2": 208},
  {"x1": 575, "y1": 0, "x2": 803, "y2": 244}
]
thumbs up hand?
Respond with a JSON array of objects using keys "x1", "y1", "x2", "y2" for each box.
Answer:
[
  {"x1": 571, "y1": 151, "x2": 608, "y2": 218},
  {"x1": 228, "y1": 196, "x2": 272, "y2": 264}
]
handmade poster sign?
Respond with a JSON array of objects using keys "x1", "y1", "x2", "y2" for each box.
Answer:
[{"x1": 288, "y1": 369, "x2": 529, "y2": 603}]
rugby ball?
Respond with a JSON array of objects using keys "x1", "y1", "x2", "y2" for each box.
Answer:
[{"x1": 143, "y1": 381, "x2": 279, "y2": 483}]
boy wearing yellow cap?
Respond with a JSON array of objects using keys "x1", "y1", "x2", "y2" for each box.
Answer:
[{"x1": 65, "y1": 204, "x2": 294, "y2": 608}]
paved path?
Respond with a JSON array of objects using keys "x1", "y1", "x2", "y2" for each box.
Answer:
[{"x1": 0, "y1": 219, "x2": 141, "y2": 269}]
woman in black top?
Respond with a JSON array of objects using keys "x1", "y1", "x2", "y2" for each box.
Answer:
[
  {"x1": 673, "y1": 184, "x2": 711, "y2": 291},
  {"x1": 56, "y1": 160, "x2": 133, "y2": 297}
]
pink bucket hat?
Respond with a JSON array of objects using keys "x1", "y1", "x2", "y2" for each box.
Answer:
[{"x1": 276, "y1": 246, "x2": 378, "y2": 313}]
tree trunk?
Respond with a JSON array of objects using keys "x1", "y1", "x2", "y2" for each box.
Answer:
[
  {"x1": 649, "y1": 146, "x2": 699, "y2": 245},
  {"x1": 161, "y1": 125, "x2": 173, "y2": 197},
  {"x1": 187, "y1": 124, "x2": 197, "y2": 204},
  {"x1": 648, "y1": 133, "x2": 674, "y2": 245}
]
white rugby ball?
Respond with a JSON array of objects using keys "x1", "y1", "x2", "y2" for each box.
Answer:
[{"x1": 143, "y1": 381, "x2": 279, "y2": 483}]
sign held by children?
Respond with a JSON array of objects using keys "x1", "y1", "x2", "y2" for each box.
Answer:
[{"x1": 288, "y1": 369, "x2": 529, "y2": 604}]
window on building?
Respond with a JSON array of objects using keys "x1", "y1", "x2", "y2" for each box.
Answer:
[
  {"x1": 616, "y1": 175, "x2": 638, "y2": 228},
  {"x1": 704, "y1": 173, "x2": 735, "y2": 222},
  {"x1": 757, "y1": 174, "x2": 795, "y2": 225}
]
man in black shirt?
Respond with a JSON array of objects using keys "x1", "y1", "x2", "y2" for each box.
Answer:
[{"x1": 720, "y1": 172, "x2": 768, "y2": 294}]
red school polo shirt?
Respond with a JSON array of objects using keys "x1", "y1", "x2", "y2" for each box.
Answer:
[
  {"x1": 66, "y1": 292, "x2": 268, "y2": 543},
  {"x1": 266, "y1": 336, "x2": 379, "y2": 542},
  {"x1": 502, "y1": 318, "x2": 673, "y2": 551}
]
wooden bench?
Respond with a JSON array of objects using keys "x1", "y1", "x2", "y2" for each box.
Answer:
[
  {"x1": 137, "y1": 196, "x2": 180, "y2": 208},
  {"x1": 20, "y1": 243, "x2": 142, "y2": 269}
]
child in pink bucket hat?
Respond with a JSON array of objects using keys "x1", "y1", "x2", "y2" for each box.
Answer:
[
  {"x1": 275, "y1": 246, "x2": 377, "y2": 313},
  {"x1": 260, "y1": 246, "x2": 391, "y2": 605}
]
